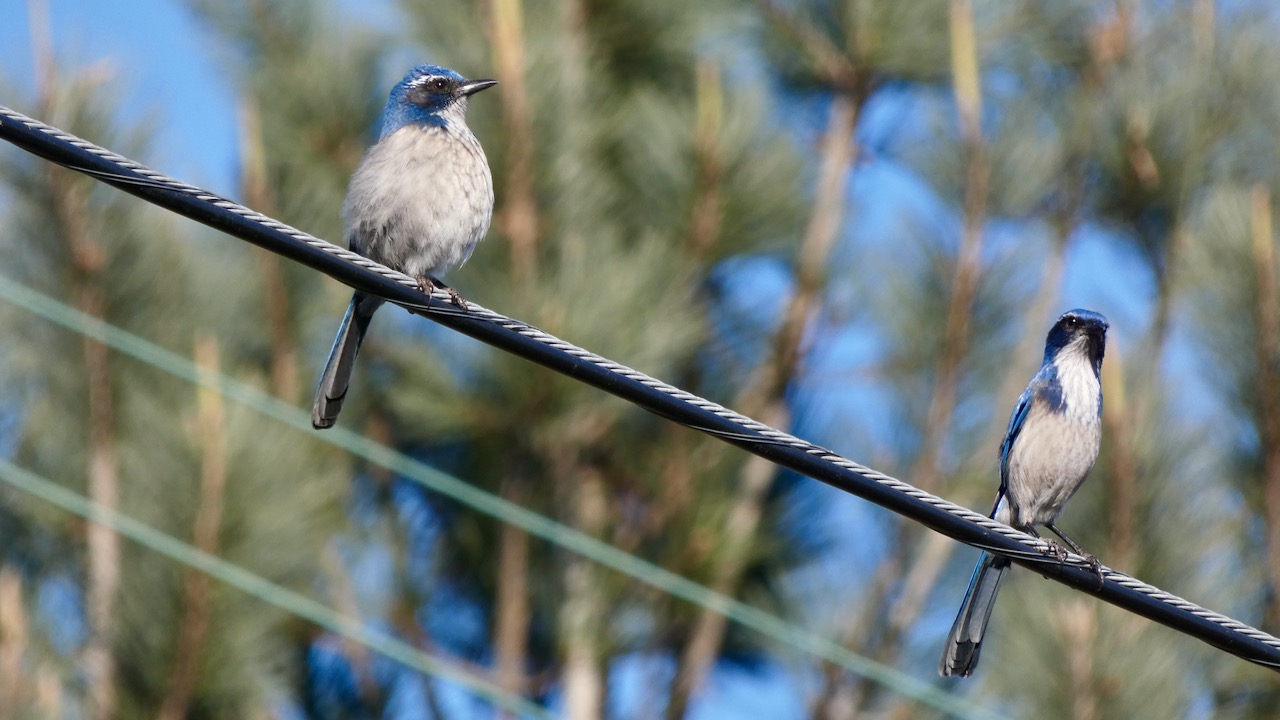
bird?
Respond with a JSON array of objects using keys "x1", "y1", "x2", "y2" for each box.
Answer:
[
  {"x1": 938, "y1": 308, "x2": 1109, "y2": 677},
  {"x1": 311, "y1": 65, "x2": 497, "y2": 430}
]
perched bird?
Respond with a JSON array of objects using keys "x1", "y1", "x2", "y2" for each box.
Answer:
[
  {"x1": 312, "y1": 65, "x2": 497, "y2": 430},
  {"x1": 938, "y1": 309, "x2": 1109, "y2": 677}
]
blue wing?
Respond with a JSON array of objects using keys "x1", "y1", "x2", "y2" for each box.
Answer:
[
  {"x1": 998, "y1": 380, "x2": 1040, "y2": 494},
  {"x1": 994, "y1": 364, "x2": 1062, "y2": 521}
]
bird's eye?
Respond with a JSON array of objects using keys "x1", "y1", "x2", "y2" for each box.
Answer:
[{"x1": 431, "y1": 78, "x2": 449, "y2": 91}]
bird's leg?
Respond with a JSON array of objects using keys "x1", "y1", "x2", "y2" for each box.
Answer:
[
  {"x1": 427, "y1": 276, "x2": 468, "y2": 310},
  {"x1": 1024, "y1": 527, "x2": 1069, "y2": 564},
  {"x1": 1046, "y1": 521, "x2": 1105, "y2": 587},
  {"x1": 1044, "y1": 522, "x2": 1085, "y2": 554},
  {"x1": 1020, "y1": 528, "x2": 1066, "y2": 584},
  {"x1": 1028, "y1": 526, "x2": 1075, "y2": 564},
  {"x1": 414, "y1": 275, "x2": 470, "y2": 311}
]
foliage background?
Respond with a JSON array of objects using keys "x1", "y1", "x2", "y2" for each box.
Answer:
[{"x1": 1, "y1": 1, "x2": 1278, "y2": 718}]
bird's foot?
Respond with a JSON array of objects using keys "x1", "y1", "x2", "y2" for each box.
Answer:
[
  {"x1": 446, "y1": 287, "x2": 468, "y2": 310},
  {"x1": 1083, "y1": 553, "x2": 1106, "y2": 590},
  {"x1": 415, "y1": 275, "x2": 468, "y2": 311},
  {"x1": 1042, "y1": 541, "x2": 1106, "y2": 589},
  {"x1": 1042, "y1": 539, "x2": 1071, "y2": 564}
]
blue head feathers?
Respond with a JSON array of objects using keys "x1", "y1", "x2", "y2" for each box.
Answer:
[
  {"x1": 1044, "y1": 309, "x2": 1108, "y2": 374},
  {"x1": 379, "y1": 65, "x2": 498, "y2": 139}
]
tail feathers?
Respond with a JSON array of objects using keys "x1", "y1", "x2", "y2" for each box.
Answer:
[
  {"x1": 311, "y1": 294, "x2": 382, "y2": 429},
  {"x1": 938, "y1": 552, "x2": 1009, "y2": 677}
]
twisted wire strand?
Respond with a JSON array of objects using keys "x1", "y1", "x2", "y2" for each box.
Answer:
[{"x1": 2, "y1": 104, "x2": 1278, "y2": 669}]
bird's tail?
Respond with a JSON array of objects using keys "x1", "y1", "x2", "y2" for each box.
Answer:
[
  {"x1": 938, "y1": 551, "x2": 1010, "y2": 677},
  {"x1": 312, "y1": 293, "x2": 382, "y2": 429}
]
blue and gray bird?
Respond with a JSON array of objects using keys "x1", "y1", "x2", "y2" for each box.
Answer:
[
  {"x1": 938, "y1": 309, "x2": 1109, "y2": 677},
  {"x1": 312, "y1": 65, "x2": 497, "y2": 430}
]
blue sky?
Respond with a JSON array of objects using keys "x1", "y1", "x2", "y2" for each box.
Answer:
[{"x1": 0, "y1": 1, "x2": 241, "y2": 193}]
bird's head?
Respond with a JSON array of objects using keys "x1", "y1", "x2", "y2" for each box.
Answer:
[
  {"x1": 380, "y1": 65, "x2": 498, "y2": 139},
  {"x1": 1044, "y1": 309, "x2": 1109, "y2": 374}
]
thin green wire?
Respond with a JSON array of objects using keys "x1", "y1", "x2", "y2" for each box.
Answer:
[
  {"x1": 0, "y1": 458, "x2": 553, "y2": 720},
  {"x1": 0, "y1": 273, "x2": 1003, "y2": 720}
]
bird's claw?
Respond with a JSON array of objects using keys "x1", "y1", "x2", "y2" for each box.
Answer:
[
  {"x1": 446, "y1": 287, "x2": 468, "y2": 311},
  {"x1": 1041, "y1": 541, "x2": 1106, "y2": 590},
  {"x1": 414, "y1": 275, "x2": 468, "y2": 311},
  {"x1": 1083, "y1": 553, "x2": 1106, "y2": 590},
  {"x1": 411, "y1": 276, "x2": 470, "y2": 311},
  {"x1": 1042, "y1": 540, "x2": 1070, "y2": 564}
]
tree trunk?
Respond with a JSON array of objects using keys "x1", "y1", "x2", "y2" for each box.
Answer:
[
  {"x1": 687, "y1": 61, "x2": 726, "y2": 260},
  {"x1": 494, "y1": 483, "x2": 531, "y2": 719},
  {"x1": 561, "y1": 469, "x2": 608, "y2": 720},
  {"x1": 845, "y1": 5, "x2": 988, "y2": 713},
  {"x1": 239, "y1": 101, "x2": 300, "y2": 402},
  {"x1": 666, "y1": 91, "x2": 859, "y2": 720},
  {"x1": 159, "y1": 337, "x2": 229, "y2": 720},
  {"x1": 489, "y1": 0, "x2": 540, "y2": 288},
  {"x1": 76, "y1": 205, "x2": 121, "y2": 720},
  {"x1": 911, "y1": 0, "x2": 988, "y2": 498},
  {"x1": 1249, "y1": 187, "x2": 1280, "y2": 629},
  {"x1": 31, "y1": 5, "x2": 122, "y2": 716},
  {"x1": 0, "y1": 569, "x2": 27, "y2": 719},
  {"x1": 1054, "y1": 600, "x2": 1101, "y2": 720},
  {"x1": 1102, "y1": 346, "x2": 1139, "y2": 570}
]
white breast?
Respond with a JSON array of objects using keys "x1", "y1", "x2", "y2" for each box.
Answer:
[
  {"x1": 1054, "y1": 341, "x2": 1101, "y2": 423},
  {"x1": 1003, "y1": 342, "x2": 1102, "y2": 528},
  {"x1": 342, "y1": 123, "x2": 494, "y2": 279}
]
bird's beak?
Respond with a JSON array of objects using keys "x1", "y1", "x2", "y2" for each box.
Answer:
[{"x1": 459, "y1": 79, "x2": 499, "y2": 97}]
